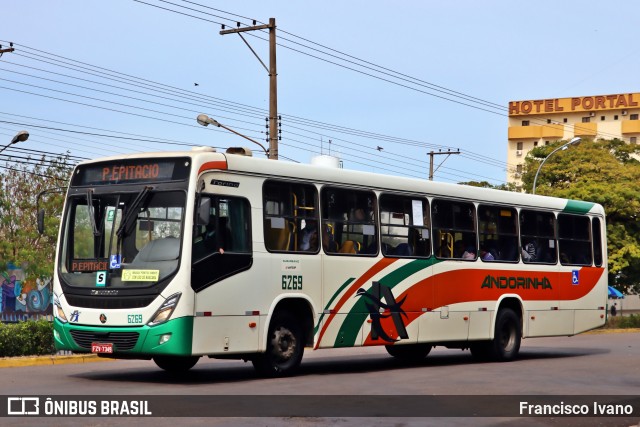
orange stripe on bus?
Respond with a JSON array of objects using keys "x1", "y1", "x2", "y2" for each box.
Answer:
[
  {"x1": 362, "y1": 267, "x2": 605, "y2": 346},
  {"x1": 198, "y1": 161, "x2": 228, "y2": 174}
]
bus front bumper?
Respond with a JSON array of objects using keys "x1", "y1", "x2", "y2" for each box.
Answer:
[{"x1": 53, "y1": 316, "x2": 194, "y2": 357}]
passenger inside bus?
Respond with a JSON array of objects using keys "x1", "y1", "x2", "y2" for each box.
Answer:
[{"x1": 299, "y1": 219, "x2": 318, "y2": 251}]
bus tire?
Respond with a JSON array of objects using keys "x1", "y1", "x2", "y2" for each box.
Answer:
[
  {"x1": 489, "y1": 308, "x2": 521, "y2": 361},
  {"x1": 385, "y1": 343, "x2": 431, "y2": 361},
  {"x1": 252, "y1": 313, "x2": 304, "y2": 377},
  {"x1": 153, "y1": 355, "x2": 200, "y2": 372}
]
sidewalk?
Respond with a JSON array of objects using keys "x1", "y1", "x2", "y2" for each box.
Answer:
[{"x1": 0, "y1": 352, "x2": 111, "y2": 368}]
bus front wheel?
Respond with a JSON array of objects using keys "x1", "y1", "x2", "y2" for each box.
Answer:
[
  {"x1": 153, "y1": 355, "x2": 200, "y2": 372},
  {"x1": 252, "y1": 313, "x2": 304, "y2": 377}
]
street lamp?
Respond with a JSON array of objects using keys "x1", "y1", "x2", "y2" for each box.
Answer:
[
  {"x1": 0, "y1": 130, "x2": 29, "y2": 155},
  {"x1": 196, "y1": 114, "x2": 269, "y2": 157},
  {"x1": 532, "y1": 137, "x2": 581, "y2": 194}
]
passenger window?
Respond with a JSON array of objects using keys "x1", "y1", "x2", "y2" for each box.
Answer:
[
  {"x1": 478, "y1": 205, "x2": 518, "y2": 262},
  {"x1": 380, "y1": 194, "x2": 431, "y2": 258},
  {"x1": 592, "y1": 218, "x2": 603, "y2": 267},
  {"x1": 432, "y1": 199, "x2": 477, "y2": 260},
  {"x1": 321, "y1": 187, "x2": 377, "y2": 255},
  {"x1": 519, "y1": 210, "x2": 557, "y2": 264},
  {"x1": 558, "y1": 214, "x2": 592, "y2": 266},
  {"x1": 262, "y1": 181, "x2": 319, "y2": 253}
]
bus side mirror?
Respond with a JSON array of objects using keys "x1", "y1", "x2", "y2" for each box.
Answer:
[
  {"x1": 197, "y1": 197, "x2": 211, "y2": 226},
  {"x1": 37, "y1": 208, "x2": 45, "y2": 235}
]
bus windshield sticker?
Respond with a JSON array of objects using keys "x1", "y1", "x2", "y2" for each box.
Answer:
[
  {"x1": 109, "y1": 254, "x2": 121, "y2": 269},
  {"x1": 96, "y1": 271, "x2": 107, "y2": 287},
  {"x1": 422, "y1": 229, "x2": 430, "y2": 239},
  {"x1": 71, "y1": 259, "x2": 109, "y2": 272},
  {"x1": 282, "y1": 259, "x2": 301, "y2": 272},
  {"x1": 271, "y1": 217, "x2": 285, "y2": 229},
  {"x1": 549, "y1": 240, "x2": 555, "y2": 248},
  {"x1": 122, "y1": 269, "x2": 160, "y2": 282},
  {"x1": 412, "y1": 200, "x2": 424, "y2": 226}
]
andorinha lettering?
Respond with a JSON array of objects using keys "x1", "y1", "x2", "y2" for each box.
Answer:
[
  {"x1": 102, "y1": 164, "x2": 160, "y2": 182},
  {"x1": 481, "y1": 275, "x2": 552, "y2": 290}
]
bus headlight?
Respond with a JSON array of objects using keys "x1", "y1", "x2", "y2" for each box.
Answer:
[
  {"x1": 148, "y1": 293, "x2": 181, "y2": 326},
  {"x1": 54, "y1": 295, "x2": 68, "y2": 323}
]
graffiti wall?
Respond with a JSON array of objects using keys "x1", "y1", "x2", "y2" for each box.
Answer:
[{"x1": 1, "y1": 263, "x2": 52, "y2": 323}]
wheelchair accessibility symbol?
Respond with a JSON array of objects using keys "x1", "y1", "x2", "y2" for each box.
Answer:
[{"x1": 572, "y1": 270, "x2": 579, "y2": 285}]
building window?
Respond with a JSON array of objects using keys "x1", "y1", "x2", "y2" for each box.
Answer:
[
  {"x1": 630, "y1": 114, "x2": 639, "y2": 120},
  {"x1": 582, "y1": 117, "x2": 590, "y2": 123},
  {"x1": 516, "y1": 164, "x2": 523, "y2": 174},
  {"x1": 546, "y1": 119, "x2": 551, "y2": 124},
  {"x1": 614, "y1": 115, "x2": 619, "y2": 120},
  {"x1": 601, "y1": 116, "x2": 605, "y2": 121},
  {"x1": 522, "y1": 120, "x2": 530, "y2": 126},
  {"x1": 545, "y1": 141, "x2": 550, "y2": 145},
  {"x1": 534, "y1": 141, "x2": 538, "y2": 147},
  {"x1": 516, "y1": 141, "x2": 523, "y2": 150},
  {"x1": 631, "y1": 137, "x2": 637, "y2": 144},
  {"x1": 563, "y1": 118, "x2": 568, "y2": 123}
]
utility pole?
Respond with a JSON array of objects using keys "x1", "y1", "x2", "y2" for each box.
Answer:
[
  {"x1": 221, "y1": 18, "x2": 278, "y2": 160},
  {"x1": 428, "y1": 149, "x2": 461, "y2": 181}
]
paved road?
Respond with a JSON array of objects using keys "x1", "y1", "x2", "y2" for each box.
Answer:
[{"x1": 2, "y1": 331, "x2": 640, "y2": 426}]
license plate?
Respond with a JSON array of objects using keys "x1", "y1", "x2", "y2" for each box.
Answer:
[{"x1": 91, "y1": 342, "x2": 113, "y2": 353}]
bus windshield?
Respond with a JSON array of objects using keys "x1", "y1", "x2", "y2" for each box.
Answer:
[{"x1": 58, "y1": 189, "x2": 186, "y2": 288}]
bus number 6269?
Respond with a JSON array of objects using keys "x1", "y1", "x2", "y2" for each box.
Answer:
[{"x1": 282, "y1": 275, "x2": 302, "y2": 290}]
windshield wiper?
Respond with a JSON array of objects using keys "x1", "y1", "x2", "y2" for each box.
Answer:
[
  {"x1": 116, "y1": 186, "x2": 153, "y2": 238},
  {"x1": 86, "y1": 189, "x2": 101, "y2": 237}
]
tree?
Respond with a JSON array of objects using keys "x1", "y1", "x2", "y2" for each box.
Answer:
[
  {"x1": 0, "y1": 154, "x2": 73, "y2": 277},
  {"x1": 520, "y1": 138, "x2": 640, "y2": 293},
  {"x1": 458, "y1": 180, "x2": 517, "y2": 192}
]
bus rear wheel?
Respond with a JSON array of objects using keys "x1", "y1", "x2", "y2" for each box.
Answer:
[
  {"x1": 385, "y1": 343, "x2": 431, "y2": 361},
  {"x1": 252, "y1": 313, "x2": 304, "y2": 377},
  {"x1": 153, "y1": 355, "x2": 200, "y2": 372},
  {"x1": 471, "y1": 308, "x2": 521, "y2": 362}
]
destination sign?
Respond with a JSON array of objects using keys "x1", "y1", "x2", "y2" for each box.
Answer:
[
  {"x1": 71, "y1": 259, "x2": 109, "y2": 272},
  {"x1": 71, "y1": 158, "x2": 191, "y2": 186}
]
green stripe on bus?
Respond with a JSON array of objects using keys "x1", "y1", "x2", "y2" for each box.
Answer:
[
  {"x1": 333, "y1": 258, "x2": 438, "y2": 348},
  {"x1": 563, "y1": 200, "x2": 594, "y2": 214},
  {"x1": 314, "y1": 277, "x2": 356, "y2": 335}
]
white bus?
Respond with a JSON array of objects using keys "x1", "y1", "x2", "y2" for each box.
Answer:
[{"x1": 49, "y1": 147, "x2": 608, "y2": 375}]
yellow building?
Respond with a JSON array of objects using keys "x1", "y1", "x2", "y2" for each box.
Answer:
[{"x1": 507, "y1": 92, "x2": 640, "y2": 187}]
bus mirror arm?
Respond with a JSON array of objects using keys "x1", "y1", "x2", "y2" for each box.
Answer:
[{"x1": 36, "y1": 186, "x2": 66, "y2": 235}]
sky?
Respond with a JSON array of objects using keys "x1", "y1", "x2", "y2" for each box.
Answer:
[{"x1": 1, "y1": 0, "x2": 639, "y2": 185}]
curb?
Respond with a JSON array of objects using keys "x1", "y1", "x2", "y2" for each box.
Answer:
[{"x1": 0, "y1": 353, "x2": 112, "y2": 369}]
